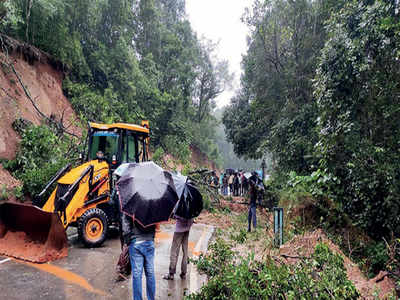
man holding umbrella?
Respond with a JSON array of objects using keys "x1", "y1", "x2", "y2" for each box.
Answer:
[
  {"x1": 122, "y1": 214, "x2": 157, "y2": 300},
  {"x1": 163, "y1": 171, "x2": 203, "y2": 281},
  {"x1": 163, "y1": 215, "x2": 193, "y2": 280},
  {"x1": 117, "y1": 162, "x2": 181, "y2": 300}
]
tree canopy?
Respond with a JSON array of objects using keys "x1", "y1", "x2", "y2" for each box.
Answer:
[
  {"x1": 0, "y1": 0, "x2": 232, "y2": 165},
  {"x1": 224, "y1": 0, "x2": 400, "y2": 238}
]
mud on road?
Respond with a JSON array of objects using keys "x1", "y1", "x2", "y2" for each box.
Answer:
[{"x1": 0, "y1": 223, "x2": 213, "y2": 300}]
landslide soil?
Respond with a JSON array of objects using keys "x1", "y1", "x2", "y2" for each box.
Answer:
[
  {"x1": 0, "y1": 37, "x2": 81, "y2": 191},
  {"x1": 153, "y1": 144, "x2": 219, "y2": 174},
  {"x1": 0, "y1": 231, "x2": 67, "y2": 263},
  {"x1": 0, "y1": 164, "x2": 20, "y2": 192},
  {"x1": 198, "y1": 197, "x2": 397, "y2": 299},
  {"x1": 0, "y1": 50, "x2": 80, "y2": 160}
]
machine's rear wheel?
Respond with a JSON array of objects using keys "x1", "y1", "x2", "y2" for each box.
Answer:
[{"x1": 78, "y1": 208, "x2": 108, "y2": 247}]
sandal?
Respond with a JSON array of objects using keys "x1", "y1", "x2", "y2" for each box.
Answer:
[{"x1": 163, "y1": 273, "x2": 174, "y2": 280}]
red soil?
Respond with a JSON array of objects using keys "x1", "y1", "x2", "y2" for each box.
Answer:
[
  {"x1": 280, "y1": 230, "x2": 396, "y2": 299},
  {"x1": 0, "y1": 164, "x2": 20, "y2": 192},
  {"x1": 190, "y1": 144, "x2": 217, "y2": 171},
  {"x1": 0, "y1": 43, "x2": 81, "y2": 161},
  {"x1": 0, "y1": 37, "x2": 81, "y2": 195},
  {"x1": 0, "y1": 230, "x2": 67, "y2": 263}
]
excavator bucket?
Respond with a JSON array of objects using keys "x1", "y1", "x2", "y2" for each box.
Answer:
[{"x1": 0, "y1": 202, "x2": 68, "y2": 263}]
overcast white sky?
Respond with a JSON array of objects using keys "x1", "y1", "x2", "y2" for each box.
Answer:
[{"x1": 186, "y1": 0, "x2": 253, "y2": 108}]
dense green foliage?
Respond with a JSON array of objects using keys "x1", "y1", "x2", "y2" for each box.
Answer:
[
  {"x1": 275, "y1": 172, "x2": 392, "y2": 277},
  {"x1": 314, "y1": 0, "x2": 400, "y2": 239},
  {"x1": 2, "y1": 124, "x2": 76, "y2": 197},
  {"x1": 0, "y1": 0, "x2": 231, "y2": 165},
  {"x1": 223, "y1": 0, "x2": 341, "y2": 168},
  {"x1": 223, "y1": 0, "x2": 400, "y2": 239},
  {"x1": 187, "y1": 238, "x2": 360, "y2": 299}
]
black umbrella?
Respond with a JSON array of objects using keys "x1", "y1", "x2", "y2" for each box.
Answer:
[
  {"x1": 116, "y1": 161, "x2": 179, "y2": 227},
  {"x1": 170, "y1": 172, "x2": 203, "y2": 219}
]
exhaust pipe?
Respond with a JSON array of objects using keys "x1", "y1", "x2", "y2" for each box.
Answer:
[{"x1": 0, "y1": 202, "x2": 68, "y2": 263}]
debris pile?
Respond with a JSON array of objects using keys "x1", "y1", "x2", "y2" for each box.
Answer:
[{"x1": 280, "y1": 230, "x2": 396, "y2": 299}]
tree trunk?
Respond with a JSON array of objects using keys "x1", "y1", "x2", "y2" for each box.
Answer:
[{"x1": 25, "y1": 0, "x2": 33, "y2": 43}]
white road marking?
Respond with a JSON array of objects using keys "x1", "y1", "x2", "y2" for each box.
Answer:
[
  {"x1": 189, "y1": 225, "x2": 211, "y2": 294},
  {"x1": 0, "y1": 258, "x2": 11, "y2": 265}
]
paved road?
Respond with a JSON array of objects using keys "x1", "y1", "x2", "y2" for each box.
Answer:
[{"x1": 0, "y1": 223, "x2": 213, "y2": 300}]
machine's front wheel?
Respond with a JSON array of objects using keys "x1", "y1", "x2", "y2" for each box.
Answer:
[{"x1": 78, "y1": 208, "x2": 108, "y2": 247}]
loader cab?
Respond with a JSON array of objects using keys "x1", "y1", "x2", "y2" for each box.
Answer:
[{"x1": 87, "y1": 122, "x2": 149, "y2": 169}]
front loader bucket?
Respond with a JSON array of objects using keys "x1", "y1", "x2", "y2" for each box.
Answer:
[{"x1": 0, "y1": 202, "x2": 68, "y2": 263}]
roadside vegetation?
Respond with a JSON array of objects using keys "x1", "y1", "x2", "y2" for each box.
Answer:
[
  {"x1": 190, "y1": 202, "x2": 398, "y2": 299},
  {"x1": 1, "y1": 121, "x2": 79, "y2": 198},
  {"x1": 190, "y1": 239, "x2": 359, "y2": 299},
  {"x1": 222, "y1": 0, "x2": 400, "y2": 294}
]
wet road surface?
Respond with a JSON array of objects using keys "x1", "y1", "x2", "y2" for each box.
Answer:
[{"x1": 0, "y1": 223, "x2": 213, "y2": 300}]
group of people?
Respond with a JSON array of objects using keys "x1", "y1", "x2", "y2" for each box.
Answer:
[
  {"x1": 219, "y1": 171, "x2": 250, "y2": 196},
  {"x1": 218, "y1": 170, "x2": 266, "y2": 233}
]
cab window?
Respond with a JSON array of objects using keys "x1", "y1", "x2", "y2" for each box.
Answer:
[
  {"x1": 137, "y1": 136, "x2": 148, "y2": 162},
  {"x1": 89, "y1": 131, "x2": 119, "y2": 161},
  {"x1": 127, "y1": 134, "x2": 136, "y2": 162}
]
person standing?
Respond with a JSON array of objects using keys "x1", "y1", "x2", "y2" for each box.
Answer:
[
  {"x1": 242, "y1": 176, "x2": 249, "y2": 195},
  {"x1": 122, "y1": 213, "x2": 156, "y2": 300},
  {"x1": 213, "y1": 174, "x2": 219, "y2": 187},
  {"x1": 233, "y1": 174, "x2": 239, "y2": 196},
  {"x1": 219, "y1": 173, "x2": 224, "y2": 195},
  {"x1": 163, "y1": 216, "x2": 194, "y2": 280},
  {"x1": 248, "y1": 174, "x2": 258, "y2": 232},
  {"x1": 228, "y1": 173, "x2": 234, "y2": 195},
  {"x1": 239, "y1": 173, "x2": 243, "y2": 196},
  {"x1": 223, "y1": 174, "x2": 228, "y2": 195}
]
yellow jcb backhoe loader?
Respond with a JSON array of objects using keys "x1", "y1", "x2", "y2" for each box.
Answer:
[{"x1": 0, "y1": 121, "x2": 150, "y2": 262}]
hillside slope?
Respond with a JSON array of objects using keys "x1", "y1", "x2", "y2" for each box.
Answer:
[
  {"x1": 0, "y1": 36, "x2": 80, "y2": 160},
  {"x1": 0, "y1": 36, "x2": 218, "y2": 191},
  {"x1": 0, "y1": 35, "x2": 79, "y2": 189}
]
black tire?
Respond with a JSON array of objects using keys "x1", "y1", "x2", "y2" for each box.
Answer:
[{"x1": 78, "y1": 208, "x2": 108, "y2": 247}]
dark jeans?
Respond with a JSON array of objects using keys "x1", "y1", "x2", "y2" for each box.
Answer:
[{"x1": 248, "y1": 205, "x2": 257, "y2": 230}]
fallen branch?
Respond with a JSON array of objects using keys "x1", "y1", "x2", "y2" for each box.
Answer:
[
  {"x1": 188, "y1": 169, "x2": 211, "y2": 175},
  {"x1": 222, "y1": 199, "x2": 269, "y2": 209},
  {"x1": 373, "y1": 271, "x2": 389, "y2": 283},
  {"x1": 280, "y1": 254, "x2": 309, "y2": 260}
]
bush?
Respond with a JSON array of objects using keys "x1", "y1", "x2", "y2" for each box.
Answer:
[
  {"x1": 0, "y1": 184, "x2": 8, "y2": 201},
  {"x1": 365, "y1": 241, "x2": 390, "y2": 278},
  {"x1": 188, "y1": 241, "x2": 359, "y2": 299},
  {"x1": 229, "y1": 228, "x2": 247, "y2": 244},
  {"x1": 192, "y1": 237, "x2": 235, "y2": 277},
  {"x1": 3, "y1": 124, "x2": 75, "y2": 197},
  {"x1": 151, "y1": 147, "x2": 165, "y2": 166},
  {"x1": 162, "y1": 134, "x2": 191, "y2": 164}
]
